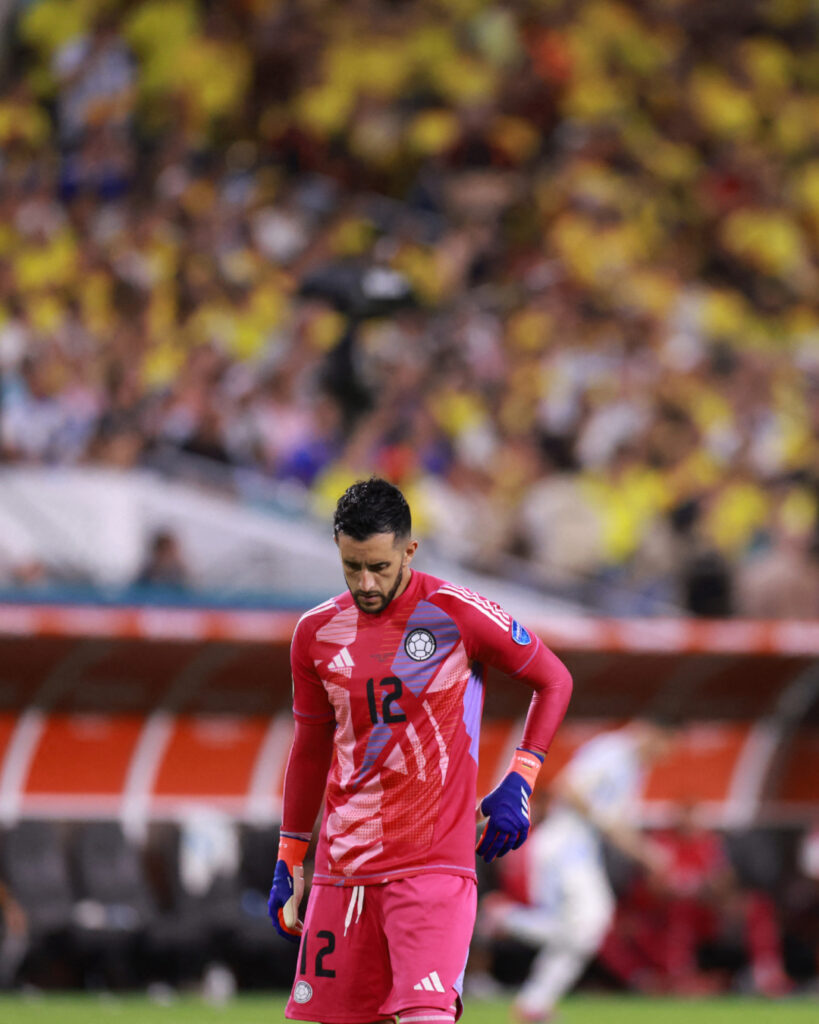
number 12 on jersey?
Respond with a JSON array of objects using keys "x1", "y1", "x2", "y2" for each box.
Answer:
[{"x1": 365, "y1": 676, "x2": 407, "y2": 725}]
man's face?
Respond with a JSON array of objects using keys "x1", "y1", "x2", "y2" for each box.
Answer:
[{"x1": 335, "y1": 531, "x2": 417, "y2": 614}]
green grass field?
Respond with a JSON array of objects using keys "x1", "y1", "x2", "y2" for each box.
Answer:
[{"x1": 0, "y1": 994, "x2": 815, "y2": 1024}]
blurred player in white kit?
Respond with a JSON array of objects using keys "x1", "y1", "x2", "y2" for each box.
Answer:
[{"x1": 479, "y1": 718, "x2": 675, "y2": 1023}]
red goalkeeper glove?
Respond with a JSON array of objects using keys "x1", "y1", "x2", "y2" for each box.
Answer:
[
  {"x1": 476, "y1": 747, "x2": 544, "y2": 863},
  {"x1": 268, "y1": 833, "x2": 309, "y2": 942}
]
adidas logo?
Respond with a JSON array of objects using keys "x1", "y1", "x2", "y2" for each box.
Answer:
[
  {"x1": 413, "y1": 970, "x2": 445, "y2": 993},
  {"x1": 328, "y1": 648, "x2": 354, "y2": 672}
]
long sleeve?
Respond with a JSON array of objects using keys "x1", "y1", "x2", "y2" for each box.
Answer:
[
  {"x1": 281, "y1": 717, "x2": 335, "y2": 835},
  {"x1": 517, "y1": 640, "x2": 573, "y2": 755},
  {"x1": 282, "y1": 615, "x2": 337, "y2": 834},
  {"x1": 431, "y1": 585, "x2": 572, "y2": 756}
]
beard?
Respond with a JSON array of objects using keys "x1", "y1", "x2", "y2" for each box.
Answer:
[{"x1": 353, "y1": 565, "x2": 404, "y2": 614}]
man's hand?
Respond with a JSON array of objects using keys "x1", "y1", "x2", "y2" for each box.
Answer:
[
  {"x1": 268, "y1": 833, "x2": 309, "y2": 942},
  {"x1": 476, "y1": 747, "x2": 544, "y2": 863}
]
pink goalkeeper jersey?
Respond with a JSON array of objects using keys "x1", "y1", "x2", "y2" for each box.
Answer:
[{"x1": 289, "y1": 569, "x2": 567, "y2": 887}]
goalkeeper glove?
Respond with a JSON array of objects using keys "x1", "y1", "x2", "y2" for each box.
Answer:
[
  {"x1": 476, "y1": 747, "x2": 544, "y2": 863},
  {"x1": 268, "y1": 833, "x2": 309, "y2": 942}
]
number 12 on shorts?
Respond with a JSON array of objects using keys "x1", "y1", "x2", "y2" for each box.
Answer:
[{"x1": 300, "y1": 929, "x2": 337, "y2": 978}]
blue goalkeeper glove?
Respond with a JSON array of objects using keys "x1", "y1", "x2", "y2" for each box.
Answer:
[
  {"x1": 476, "y1": 747, "x2": 544, "y2": 863},
  {"x1": 268, "y1": 833, "x2": 309, "y2": 942}
]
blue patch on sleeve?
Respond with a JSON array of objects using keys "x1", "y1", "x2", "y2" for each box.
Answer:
[{"x1": 511, "y1": 620, "x2": 531, "y2": 645}]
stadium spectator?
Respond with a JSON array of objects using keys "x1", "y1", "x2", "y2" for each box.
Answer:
[
  {"x1": 134, "y1": 529, "x2": 190, "y2": 590},
  {"x1": 735, "y1": 506, "x2": 819, "y2": 618}
]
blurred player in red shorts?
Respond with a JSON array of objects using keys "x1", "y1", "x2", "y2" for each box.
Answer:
[
  {"x1": 267, "y1": 477, "x2": 573, "y2": 1023},
  {"x1": 601, "y1": 804, "x2": 792, "y2": 997}
]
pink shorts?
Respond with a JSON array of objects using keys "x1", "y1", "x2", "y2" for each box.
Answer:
[{"x1": 285, "y1": 873, "x2": 476, "y2": 1023}]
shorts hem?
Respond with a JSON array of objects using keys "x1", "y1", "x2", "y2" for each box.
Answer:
[{"x1": 381, "y1": 993, "x2": 463, "y2": 1021}]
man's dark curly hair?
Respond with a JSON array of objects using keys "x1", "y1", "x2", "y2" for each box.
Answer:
[{"x1": 333, "y1": 477, "x2": 411, "y2": 541}]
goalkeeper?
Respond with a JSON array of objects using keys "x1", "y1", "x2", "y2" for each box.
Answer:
[{"x1": 269, "y1": 477, "x2": 572, "y2": 1024}]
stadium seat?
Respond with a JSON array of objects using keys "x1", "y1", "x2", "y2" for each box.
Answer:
[
  {"x1": 72, "y1": 821, "x2": 156, "y2": 924},
  {"x1": 149, "y1": 821, "x2": 296, "y2": 989},
  {"x1": 1, "y1": 821, "x2": 80, "y2": 986},
  {"x1": 147, "y1": 820, "x2": 245, "y2": 983},
  {"x1": 70, "y1": 820, "x2": 161, "y2": 988},
  {"x1": 724, "y1": 827, "x2": 794, "y2": 894}
]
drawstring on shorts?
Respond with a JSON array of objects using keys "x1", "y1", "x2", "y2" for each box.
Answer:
[{"x1": 344, "y1": 884, "x2": 365, "y2": 936}]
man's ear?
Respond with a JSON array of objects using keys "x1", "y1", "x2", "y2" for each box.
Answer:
[{"x1": 403, "y1": 539, "x2": 419, "y2": 565}]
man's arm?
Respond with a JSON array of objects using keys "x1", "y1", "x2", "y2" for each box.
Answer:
[
  {"x1": 431, "y1": 587, "x2": 573, "y2": 754},
  {"x1": 281, "y1": 717, "x2": 335, "y2": 836},
  {"x1": 476, "y1": 638, "x2": 573, "y2": 861},
  {"x1": 516, "y1": 641, "x2": 573, "y2": 755},
  {"x1": 553, "y1": 775, "x2": 668, "y2": 876},
  {"x1": 269, "y1": 718, "x2": 335, "y2": 941},
  {"x1": 269, "y1": 616, "x2": 336, "y2": 940},
  {"x1": 438, "y1": 592, "x2": 573, "y2": 860},
  {"x1": 283, "y1": 613, "x2": 336, "y2": 832}
]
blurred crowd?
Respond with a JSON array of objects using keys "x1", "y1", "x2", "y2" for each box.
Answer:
[{"x1": 2, "y1": 0, "x2": 819, "y2": 615}]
